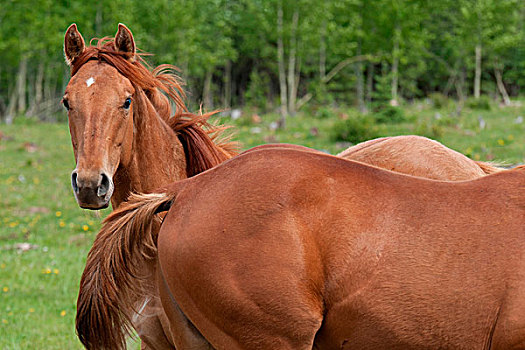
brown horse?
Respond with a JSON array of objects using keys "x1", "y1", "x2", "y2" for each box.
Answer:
[
  {"x1": 64, "y1": 24, "x2": 500, "y2": 349},
  {"x1": 77, "y1": 148, "x2": 525, "y2": 349},
  {"x1": 63, "y1": 23, "x2": 236, "y2": 349},
  {"x1": 338, "y1": 135, "x2": 500, "y2": 180}
]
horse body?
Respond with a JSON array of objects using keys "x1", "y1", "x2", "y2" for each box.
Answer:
[
  {"x1": 156, "y1": 149, "x2": 523, "y2": 349},
  {"x1": 77, "y1": 148, "x2": 525, "y2": 349}
]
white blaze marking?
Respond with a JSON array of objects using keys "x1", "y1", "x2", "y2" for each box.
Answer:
[{"x1": 86, "y1": 77, "x2": 95, "y2": 87}]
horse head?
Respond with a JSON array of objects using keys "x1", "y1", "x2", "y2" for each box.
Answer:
[{"x1": 63, "y1": 24, "x2": 141, "y2": 209}]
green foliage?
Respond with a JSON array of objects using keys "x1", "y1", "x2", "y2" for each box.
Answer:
[
  {"x1": 414, "y1": 119, "x2": 445, "y2": 140},
  {"x1": 429, "y1": 93, "x2": 451, "y2": 109},
  {"x1": 372, "y1": 66, "x2": 393, "y2": 106},
  {"x1": 244, "y1": 70, "x2": 270, "y2": 111},
  {"x1": 372, "y1": 106, "x2": 408, "y2": 124},
  {"x1": 0, "y1": 0, "x2": 523, "y2": 119},
  {"x1": 330, "y1": 113, "x2": 383, "y2": 144},
  {"x1": 315, "y1": 106, "x2": 338, "y2": 119},
  {"x1": 466, "y1": 96, "x2": 492, "y2": 110},
  {"x1": 312, "y1": 82, "x2": 336, "y2": 106}
]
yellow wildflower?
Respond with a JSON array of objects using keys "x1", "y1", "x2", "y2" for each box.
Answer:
[
  {"x1": 2, "y1": 319, "x2": 7, "y2": 324},
  {"x1": 82, "y1": 225, "x2": 89, "y2": 231},
  {"x1": 33, "y1": 177, "x2": 40, "y2": 184},
  {"x1": 2, "y1": 287, "x2": 8, "y2": 292},
  {"x1": 0, "y1": 263, "x2": 5, "y2": 269},
  {"x1": 53, "y1": 269, "x2": 59, "y2": 275},
  {"x1": 59, "y1": 221, "x2": 65, "y2": 228},
  {"x1": 60, "y1": 310, "x2": 66, "y2": 317},
  {"x1": 7, "y1": 312, "x2": 12, "y2": 316},
  {"x1": 29, "y1": 308, "x2": 35, "y2": 313},
  {"x1": 42, "y1": 268, "x2": 51, "y2": 274},
  {"x1": 508, "y1": 134, "x2": 514, "y2": 141},
  {"x1": 497, "y1": 139, "x2": 505, "y2": 146},
  {"x1": 55, "y1": 211, "x2": 62, "y2": 217}
]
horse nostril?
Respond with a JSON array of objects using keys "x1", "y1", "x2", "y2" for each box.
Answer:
[
  {"x1": 97, "y1": 173, "x2": 110, "y2": 197},
  {"x1": 71, "y1": 171, "x2": 79, "y2": 193}
]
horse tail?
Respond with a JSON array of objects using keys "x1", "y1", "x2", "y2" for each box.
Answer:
[
  {"x1": 76, "y1": 191, "x2": 176, "y2": 350},
  {"x1": 475, "y1": 161, "x2": 503, "y2": 175}
]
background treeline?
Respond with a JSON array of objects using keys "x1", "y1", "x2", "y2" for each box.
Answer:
[{"x1": 0, "y1": 0, "x2": 523, "y2": 123}]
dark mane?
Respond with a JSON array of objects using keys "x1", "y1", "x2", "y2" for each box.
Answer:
[
  {"x1": 169, "y1": 113, "x2": 238, "y2": 177},
  {"x1": 70, "y1": 38, "x2": 238, "y2": 176}
]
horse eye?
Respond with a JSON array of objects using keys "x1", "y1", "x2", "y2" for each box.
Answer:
[
  {"x1": 62, "y1": 98, "x2": 70, "y2": 111},
  {"x1": 123, "y1": 97, "x2": 132, "y2": 109}
]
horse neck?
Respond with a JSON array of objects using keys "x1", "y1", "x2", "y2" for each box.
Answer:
[{"x1": 111, "y1": 92, "x2": 187, "y2": 208}]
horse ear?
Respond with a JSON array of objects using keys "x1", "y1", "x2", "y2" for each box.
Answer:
[
  {"x1": 64, "y1": 24, "x2": 86, "y2": 66},
  {"x1": 114, "y1": 23, "x2": 136, "y2": 60}
]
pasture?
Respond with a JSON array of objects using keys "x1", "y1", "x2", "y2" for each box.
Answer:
[{"x1": 0, "y1": 101, "x2": 524, "y2": 349}]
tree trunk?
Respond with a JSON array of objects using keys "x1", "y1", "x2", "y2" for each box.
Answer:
[
  {"x1": 35, "y1": 61, "x2": 44, "y2": 106},
  {"x1": 474, "y1": 2, "x2": 482, "y2": 99},
  {"x1": 27, "y1": 60, "x2": 45, "y2": 117},
  {"x1": 277, "y1": 1, "x2": 288, "y2": 126},
  {"x1": 0, "y1": 66, "x2": 4, "y2": 118},
  {"x1": 453, "y1": 68, "x2": 466, "y2": 117},
  {"x1": 179, "y1": 59, "x2": 190, "y2": 104},
  {"x1": 443, "y1": 74, "x2": 455, "y2": 97},
  {"x1": 494, "y1": 66, "x2": 511, "y2": 106},
  {"x1": 319, "y1": 20, "x2": 326, "y2": 80},
  {"x1": 290, "y1": 55, "x2": 301, "y2": 115},
  {"x1": 366, "y1": 61, "x2": 374, "y2": 107},
  {"x1": 202, "y1": 69, "x2": 213, "y2": 110},
  {"x1": 222, "y1": 60, "x2": 232, "y2": 110},
  {"x1": 287, "y1": 9, "x2": 299, "y2": 116},
  {"x1": 96, "y1": 4, "x2": 103, "y2": 34},
  {"x1": 391, "y1": 23, "x2": 400, "y2": 106},
  {"x1": 355, "y1": 40, "x2": 365, "y2": 113},
  {"x1": 5, "y1": 82, "x2": 18, "y2": 124},
  {"x1": 454, "y1": 66, "x2": 466, "y2": 116},
  {"x1": 44, "y1": 66, "x2": 56, "y2": 102},
  {"x1": 474, "y1": 44, "x2": 482, "y2": 99},
  {"x1": 17, "y1": 56, "x2": 28, "y2": 115}
]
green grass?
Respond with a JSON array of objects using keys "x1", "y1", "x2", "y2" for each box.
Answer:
[
  {"x1": 0, "y1": 100, "x2": 523, "y2": 349},
  {"x1": 0, "y1": 122, "x2": 111, "y2": 349}
]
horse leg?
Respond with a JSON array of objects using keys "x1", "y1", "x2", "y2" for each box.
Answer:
[
  {"x1": 158, "y1": 238, "x2": 324, "y2": 349},
  {"x1": 125, "y1": 256, "x2": 175, "y2": 350},
  {"x1": 491, "y1": 281, "x2": 525, "y2": 350},
  {"x1": 157, "y1": 263, "x2": 214, "y2": 349},
  {"x1": 166, "y1": 278, "x2": 323, "y2": 350},
  {"x1": 134, "y1": 298, "x2": 175, "y2": 350}
]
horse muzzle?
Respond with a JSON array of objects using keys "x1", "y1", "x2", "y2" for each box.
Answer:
[{"x1": 71, "y1": 169, "x2": 114, "y2": 210}]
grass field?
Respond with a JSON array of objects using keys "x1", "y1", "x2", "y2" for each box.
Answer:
[{"x1": 0, "y1": 101, "x2": 523, "y2": 349}]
